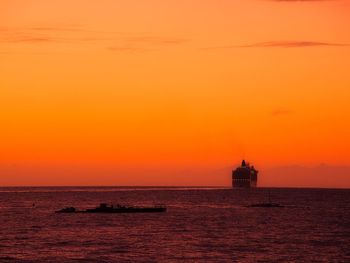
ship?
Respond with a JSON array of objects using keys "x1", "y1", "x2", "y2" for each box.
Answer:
[
  {"x1": 55, "y1": 203, "x2": 167, "y2": 213},
  {"x1": 232, "y1": 160, "x2": 258, "y2": 188}
]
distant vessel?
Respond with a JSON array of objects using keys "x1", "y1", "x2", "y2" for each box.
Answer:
[
  {"x1": 247, "y1": 191, "x2": 284, "y2": 208},
  {"x1": 56, "y1": 203, "x2": 167, "y2": 213},
  {"x1": 232, "y1": 160, "x2": 258, "y2": 188},
  {"x1": 247, "y1": 202, "x2": 283, "y2": 208}
]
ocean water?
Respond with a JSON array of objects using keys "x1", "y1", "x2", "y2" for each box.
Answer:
[{"x1": 0, "y1": 187, "x2": 349, "y2": 262}]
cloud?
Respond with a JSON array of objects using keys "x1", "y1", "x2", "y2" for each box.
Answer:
[
  {"x1": 241, "y1": 41, "x2": 348, "y2": 48},
  {"x1": 107, "y1": 46, "x2": 150, "y2": 53},
  {"x1": 125, "y1": 36, "x2": 189, "y2": 45},
  {"x1": 0, "y1": 25, "x2": 123, "y2": 43},
  {"x1": 204, "y1": 41, "x2": 348, "y2": 49},
  {"x1": 28, "y1": 26, "x2": 93, "y2": 32},
  {"x1": 0, "y1": 25, "x2": 189, "y2": 53},
  {"x1": 108, "y1": 36, "x2": 189, "y2": 52},
  {"x1": 2, "y1": 36, "x2": 54, "y2": 43},
  {"x1": 0, "y1": 26, "x2": 87, "y2": 44}
]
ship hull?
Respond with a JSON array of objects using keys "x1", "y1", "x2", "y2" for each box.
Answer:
[
  {"x1": 82, "y1": 207, "x2": 167, "y2": 213},
  {"x1": 232, "y1": 180, "x2": 257, "y2": 188}
]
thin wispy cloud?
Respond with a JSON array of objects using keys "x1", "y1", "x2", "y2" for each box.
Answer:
[
  {"x1": 108, "y1": 36, "x2": 189, "y2": 52},
  {"x1": 125, "y1": 36, "x2": 189, "y2": 45},
  {"x1": 0, "y1": 25, "x2": 189, "y2": 53},
  {"x1": 27, "y1": 26, "x2": 125, "y2": 35},
  {"x1": 2, "y1": 36, "x2": 54, "y2": 43},
  {"x1": 0, "y1": 35, "x2": 102, "y2": 44},
  {"x1": 0, "y1": 26, "x2": 110, "y2": 44},
  {"x1": 204, "y1": 41, "x2": 349, "y2": 49},
  {"x1": 28, "y1": 26, "x2": 95, "y2": 33},
  {"x1": 107, "y1": 46, "x2": 150, "y2": 53},
  {"x1": 239, "y1": 41, "x2": 348, "y2": 48}
]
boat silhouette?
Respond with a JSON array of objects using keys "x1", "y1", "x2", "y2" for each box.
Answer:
[
  {"x1": 56, "y1": 203, "x2": 167, "y2": 213},
  {"x1": 247, "y1": 202, "x2": 284, "y2": 208},
  {"x1": 246, "y1": 191, "x2": 284, "y2": 208}
]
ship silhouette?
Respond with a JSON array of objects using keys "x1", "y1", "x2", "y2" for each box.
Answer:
[
  {"x1": 232, "y1": 160, "x2": 258, "y2": 188},
  {"x1": 56, "y1": 203, "x2": 167, "y2": 213}
]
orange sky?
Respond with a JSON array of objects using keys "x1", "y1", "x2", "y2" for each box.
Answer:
[{"x1": 1, "y1": 0, "x2": 350, "y2": 187}]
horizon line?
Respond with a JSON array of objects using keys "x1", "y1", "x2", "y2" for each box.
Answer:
[{"x1": 0, "y1": 185, "x2": 349, "y2": 190}]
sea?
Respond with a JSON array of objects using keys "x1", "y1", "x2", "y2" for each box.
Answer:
[{"x1": 0, "y1": 187, "x2": 349, "y2": 262}]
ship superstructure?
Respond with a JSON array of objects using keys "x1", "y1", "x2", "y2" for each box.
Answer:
[{"x1": 232, "y1": 160, "x2": 258, "y2": 188}]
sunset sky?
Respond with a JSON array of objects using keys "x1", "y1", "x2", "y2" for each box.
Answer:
[{"x1": 1, "y1": 0, "x2": 350, "y2": 187}]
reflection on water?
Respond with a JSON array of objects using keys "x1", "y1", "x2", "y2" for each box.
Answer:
[{"x1": 0, "y1": 187, "x2": 349, "y2": 262}]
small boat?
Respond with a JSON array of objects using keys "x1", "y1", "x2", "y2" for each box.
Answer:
[
  {"x1": 246, "y1": 190, "x2": 284, "y2": 208},
  {"x1": 56, "y1": 207, "x2": 76, "y2": 213},
  {"x1": 55, "y1": 203, "x2": 167, "y2": 213},
  {"x1": 247, "y1": 202, "x2": 284, "y2": 208}
]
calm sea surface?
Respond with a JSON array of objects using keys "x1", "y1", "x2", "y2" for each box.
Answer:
[{"x1": 0, "y1": 187, "x2": 349, "y2": 262}]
